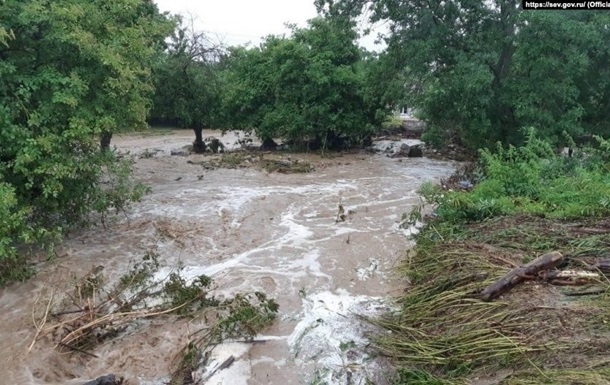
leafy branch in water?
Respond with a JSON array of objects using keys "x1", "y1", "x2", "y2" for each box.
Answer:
[
  {"x1": 170, "y1": 291, "x2": 279, "y2": 384},
  {"x1": 30, "y1": 252, "x2": 279, "y2": 383}
]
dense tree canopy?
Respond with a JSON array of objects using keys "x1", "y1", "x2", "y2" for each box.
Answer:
[
  {"x1": 317, "y1": 0, "x2": 610, "y2": 150},
  {"x1": 0, "y1": 0, "x2": 173, "y2": 282},
  {"x1": 149, "y1": 16, "x2": 226, "y2": 152},
  {"x1": 223, "y1": 17, "x2": 389, "y2": 150}
]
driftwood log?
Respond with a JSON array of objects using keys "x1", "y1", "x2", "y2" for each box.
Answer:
[{"x1": 479, "y1": 251, "x2": 564, "y2": 302}]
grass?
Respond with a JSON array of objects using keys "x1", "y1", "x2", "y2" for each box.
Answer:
[
  {"x1": 378, "y1": 219, "x2": 610, "y2": 384},
  {"x1": 258, "y1": 158, "x2": 314, "y2": 173},
  {"x1": 199, "y1": 151, "x2": 314, "y2": 173},
  {"x1": 379, "y1": 133, "x2": 610, "y2": 384},
  {"x1": 140, "y1": 127, "x2": 176, "y2": 136}
]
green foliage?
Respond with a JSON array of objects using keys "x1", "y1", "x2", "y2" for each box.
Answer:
[
  {"x1": 223, "y1": 17, "x2": 388, "y2": 150},
  {"x1": 119, "y1": 250, "x2": 160, "y2": 289},
  {"x1": 149, "y1": 16, "x2": 225, "y2": 131},
  {"x1": 163, "y1": 272, "x2": 219, "y2": 314},
  {"x1": 0, "y1": 0, "x2": 173, "y2": 284},
  {"x1": 0, "y1": 182, "x2": 33, "y2": 284},
  {"x1": 318, "y1": 1, "x2": 610, "y2": 150},
  {"x1": 216, "y1": 291, "x2": 279, "y2": 340},
  {"x1": 381, "y1": 115, "x2": 404, "y2": 131},
  {"x1": 422, "y1": 132, "x2": 610, "y2": 222}
]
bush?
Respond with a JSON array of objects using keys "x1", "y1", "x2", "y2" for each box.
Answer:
[
  {"x1": 0, "y1": 0, "x2": 171, "y2": 285},
  {"x1": 0, "y1": 183, "x2": 32, "y2": 284},
  {"x1": 421, "y1": 130, "x2": 610, "y2": 222}
]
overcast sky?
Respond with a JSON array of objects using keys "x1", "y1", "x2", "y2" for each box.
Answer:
[{"x1": 153, "y1": 0, "x2": 385, "y2": 50}]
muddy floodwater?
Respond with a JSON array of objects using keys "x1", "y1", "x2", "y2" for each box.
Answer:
[{"x1": 0, "y1": 130, "x2": 454, "y2": 385}]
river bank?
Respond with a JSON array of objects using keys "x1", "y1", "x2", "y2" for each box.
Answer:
[{"x1": 377, "y1": 140, "x2": 610, "y2": 384}]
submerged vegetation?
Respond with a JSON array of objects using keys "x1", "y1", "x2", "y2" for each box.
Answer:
[
  {"x1": 32, "y1": 253, "x2": 278, "y2": 383},
  {"x1": 379, "y1": 135, "x2": 610, "y2": 384}
]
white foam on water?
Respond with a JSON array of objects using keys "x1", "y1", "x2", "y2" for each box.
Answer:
[
  {"x1": 399, "y1": 220, "x2": 424, "y2": 237},
  {"x1": 275, "y1": 210, "x2": 314, "y2": 248},
  {"x1": 283, "y1": 250, "x2": 329, "y2": 279},
  {"x1": 287, "y1": 290, "x2": 391, "y2": 384},
  {"x1": 356, "y1": 258, "x2": 379, "y2": 281},
  {"x1": 371, "y1": 139, "x2": 423, "y2": 154},
  {"x1": 197, "y1": 342, "x2": 251, "y2": 385},
  {"x1": 132, "y1": 181, "x2": 360, "y2": 222}
]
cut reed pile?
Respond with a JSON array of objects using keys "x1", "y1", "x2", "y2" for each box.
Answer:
[{"x1": 376, "y1": 218, "x2": 610, "y2": 385}]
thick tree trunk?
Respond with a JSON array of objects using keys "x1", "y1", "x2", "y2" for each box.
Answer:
[
  {"x1": 100, "y1": 131, "x2": 113, "y2": 151},
  {"x1": 492, "y1": 1, "x2": 518, "y2": 142},
  {"x1": 192, "y1": 126, "x2": 206, "y2": 154},
  {"x1": 479, "y1": 251, "x2": 564, "y2": 301},
  {"x1": 260, "y1": 137, "x2": 278, "y2": 151}
]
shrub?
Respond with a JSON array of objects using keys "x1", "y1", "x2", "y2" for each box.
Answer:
[{"x1": 422, "y1": 130, "x2": 610, "y2": 222}]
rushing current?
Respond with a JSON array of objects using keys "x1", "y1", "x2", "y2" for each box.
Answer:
[{"x1": 0, "y1": 130, "x2": 454, "y2": 385}]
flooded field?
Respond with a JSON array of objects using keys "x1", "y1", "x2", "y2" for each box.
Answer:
[{"x1": 0, "y1": 130, "x2": 454, "y2": 385}]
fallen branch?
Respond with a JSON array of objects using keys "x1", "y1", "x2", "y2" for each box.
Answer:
[
  {"x1": 335, "y1": 202, "x2": 346, "y2": 223},
  {"x1": 29, "y1": 288, "x2": 54, "y2": 352},
  {"x1": 479, "y1": 251, "x2": 564, "y2": 302},
  {"x1": 543, "y1": 270, "x2": 601, "y2": 286},
  {"x1": 586, "y1": 259, "x2": 610, "y2": 274},
  {"x1": 572, "y1": 227, "x2": 610, "y2": 235},
  {"x1": 58, "y1": 342, "x2": 99, "y2": 358}
]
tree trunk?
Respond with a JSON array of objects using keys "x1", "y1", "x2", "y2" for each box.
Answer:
[
  {"x1": 479, "y1": 251, "x2": 564, "y2": 301},
  {"x1": 100, "y1": 131, "x2": 113, "y2": 151},
  {"x1": 192, "y1": 126, "x2": 206, "y2": 154},
  {"x1": 260, "y1": 137, "x2": 278, "y2": 151},
  {"x1": 495, "y1": 1, "x2": 518, "y2": 142}
]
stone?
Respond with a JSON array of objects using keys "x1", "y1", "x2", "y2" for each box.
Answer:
[
  {"x1": 390, "y1": 143, "x2": 411, "y2": 158},
  {"x1": 83, "y1": 374, "x2": 121, "y2": 385},
  {"x1": 408, "y1": 145, "x2": 423, "y2": 157}
]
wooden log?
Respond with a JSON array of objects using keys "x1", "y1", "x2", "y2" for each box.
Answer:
[
  {"x1": 479, "y1": 251, "x2": 564, "y2": 302},
  {"x1": 543, "y1": 270, "x2": 600, "y2": 285}
]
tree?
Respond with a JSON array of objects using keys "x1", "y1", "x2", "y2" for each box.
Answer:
[
  {"x1": 0, "y1": 0, "x2": 174, "y2": 284},
  {"x1": 317, "y1": 0, "x2": 610, "y2": 150},
  {"x1": 149, "y1": 16, "x2": 226, "y2": 153},
  {"x1": 223, "y1": 17, "x2": 388, "y2": 150},
  {"x1": 510, "y1": 11, "x2": 610, "y2": 142}
]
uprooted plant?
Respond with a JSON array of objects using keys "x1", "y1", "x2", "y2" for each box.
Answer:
[
  {"x1": 169, "y1": 291, "x2": 279, "y2": 384},
  {"x1": 30, "y1": 252, "x2": 279, "y2": 381}
]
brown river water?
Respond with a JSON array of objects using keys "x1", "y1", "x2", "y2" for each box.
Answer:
[{"x1": 0, "y1": 130, "x2": 454, "y2": 385}]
